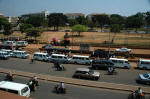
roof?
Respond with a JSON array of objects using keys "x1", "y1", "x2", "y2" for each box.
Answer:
[
  {"x1": 109, "y1": 58, "x2": 128, "y2": 61},
  {"x1": 139, "y1": 59, "x2": 150, "y2": 62},
  {"x1": 51, "y1": 54, "x2": 67, "y2": 57},
  {"x1": 0, "y1": 90, "x2": 31, "y2": 99},
  {"x1": 72, "y1": 55, "x2": 89, "y2": 58},
  {"x1": 0, "y1": 81, "x2": 28, "y2": 91},
  {"x1": 76, "y1": 68, "x2": 89, "y2": 72},
  {"x1": 34, "y1": 52, "x2": 48, "y2": 55},
  {"x1": 13, "y1": 50, "x2": 27, "y2": 53}
]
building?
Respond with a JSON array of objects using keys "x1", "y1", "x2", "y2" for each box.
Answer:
[
  {"x1": 65, "y1": 13, "x2": 85, "y2": 19},
  {"x1": 21, "y1": 10, "x2": 49, "y2": 19},
  {"x1": 0, "y1": 13, "x2": 4, "y2": 18},
  {"x1": 87, "y1": 13, "x2": 111, "y2": 19},
  {"x1": 6, "y1": 16, "x2": 19, "y2": 26}
]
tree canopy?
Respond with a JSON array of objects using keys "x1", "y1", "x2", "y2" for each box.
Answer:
[
  {"x1": 26, "y1": 27, "x2": 42, "y2": 40},
  {"x1": 47, "y1": 13, "x2": 67, "y2": 30},
  {"x1": 20, "y1": 23, "x2": 33, "y2": 33},
  {"x1": 72, "y1": 24, "x2": 88, "y2": 36}
]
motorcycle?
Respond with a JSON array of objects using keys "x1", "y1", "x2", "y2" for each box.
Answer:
[
  {"x1": 54, "y1": 63, "x2": 66, "y2": 71},
  {"x1": 27, "y1": 79, "x2": 38, "y2": 91},
  {"x1": 54, "y1": 84, "x2": 66, "y2": 94},
  {"x1": 5, "y1": 74, "x2": 14, "y2": 81},
  {"x1": 128, "y1": 91, "x2": 145, "y2": 99},
  {"x1": 107, "y1": 67, "x2": 117, "y2": 75}
]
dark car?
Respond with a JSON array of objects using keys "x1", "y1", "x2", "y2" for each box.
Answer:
[
  {"x1": 91, "y1": 49, "x2": 114, "y2": 58},
  {"x1": 42, "y1": 44, "x2": 53, "y2": 49},
  {"x1": 92, "y1": 59, "x2": 114, "y2": 70}
]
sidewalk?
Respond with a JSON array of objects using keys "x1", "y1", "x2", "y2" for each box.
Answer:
[{"x1": 0, "y1": 67, "x2": 150, "y2": 94}]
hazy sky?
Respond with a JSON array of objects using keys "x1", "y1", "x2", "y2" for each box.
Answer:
[{"x1": 0, "y1": 0, "x2": 150, "y2": 17}]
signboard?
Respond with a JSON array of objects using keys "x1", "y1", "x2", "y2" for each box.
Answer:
[{"x1": 80, "y1": 44, "x2": 90, "y2": 52}]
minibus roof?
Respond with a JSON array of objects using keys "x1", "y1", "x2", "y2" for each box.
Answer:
[
  {"x1": 109, "y1": 58, "x2": 128, "y2": 61},
  {"x1": 139, "y1": 59, "x2": 150, "y2": 62},
  {"x1": 51, "y1": 54, "x2": 67, "y2": 57},
  {"x1": 0, "y1": 81, "x2": 28, "y2": 91},
  {"x1": 34, "y1": 52, "x2": 48, "y2": 55},
  {"x1": 72, "y1": 55, "x2": 89, "y2": 58}
]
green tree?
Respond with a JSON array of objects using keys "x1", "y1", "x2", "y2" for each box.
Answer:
[
  {"x1": 26, "y1": 28, "x2": 42, "y2": 40},
  {"x1": 110, "y1": 24, "x2": 121, "y2": 43},
  {"x1": 75, "y1": 16, "x2": 87, "y2": 25},
  {"x1": 68, "y1": 19, "x2": 78, "y2": 26},
  {"x1": 47, "y1": 13, "x2": 67, "y2": 31},
  {"x1": 26, "y1": 15, "x2": 46, "y2": 27},
  {"x1": 20, "y1": 23, "x2": 33, "y2": 33},
  {"x1": 93, "y1": 14, "x2": 109, "y2": 32},
  {"x1": 110, "y1": 14, "x2": 125, "y2": 29},
  {"x1": 0, "y1": 17, "x2": 12, "y2": 36},
  {"x1": 145, "y1": 11, "x2": 150, "y2": 26},
  {"x1": 125, "y1": 13, "x2": 144, "y2": 32},
  {"x1": 72, "y1": 24, "x2": 88, "y2": 36}
]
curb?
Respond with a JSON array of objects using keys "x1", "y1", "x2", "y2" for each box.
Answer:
[{"x1": 0, "y1": 68, "x2": 150, "y2": 94}]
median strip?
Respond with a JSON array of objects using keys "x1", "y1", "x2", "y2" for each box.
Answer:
[{"x1": 0, "y1": 67, "x2": 150, "y2": 94}]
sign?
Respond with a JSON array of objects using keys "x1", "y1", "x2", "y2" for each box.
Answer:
[{"x1": 80, "y1": 44, "x2": 90, "y2": 52}]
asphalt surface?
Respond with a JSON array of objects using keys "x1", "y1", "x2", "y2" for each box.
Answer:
[
  {"x1": 1, "y1": 73, "x2": 150, "y2": 99},
  {"x1": 0, "y1": 58, "x2": 149, "y2": 87}
]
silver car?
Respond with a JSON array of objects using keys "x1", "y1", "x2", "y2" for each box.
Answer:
[
  {"x1": 73, "y1": 68, "x2": 100, "y2": 80},
  {"x1": 136, "y1": 73, "x2": 150, "y2": 85}
]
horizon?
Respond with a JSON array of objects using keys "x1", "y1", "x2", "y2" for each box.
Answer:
[{"x1": 0, "y1": 0, "x2": 150, "y2": 17}]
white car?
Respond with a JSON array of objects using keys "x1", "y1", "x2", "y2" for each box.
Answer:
[
  {"x1": 136, "y1": 73, "x2": 150, "y2": 85},
  {"x1": 115, "y1": 48, "x2": 131, "y2": 53}
]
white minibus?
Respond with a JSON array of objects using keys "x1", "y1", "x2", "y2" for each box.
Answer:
[
  {"x1": 109, "y1": 58, "x2": 130, "y2": 69},
  {"x1": 13, "y1": 50, "x2": 29, "y2": 59},
  {"x1": 138, "y1": 59, "x2": 150, "y2": 70},
  {"x1": 17, "y1": 41, "x2": 28, "y2": 47},
  {"x1": 71, "y1": 55, "x2": 92, "y2": 65},
  {"x1": 50, "y1": 54, "x2": 70, "y2": 63},
  {"x1": 0, "y1": 51, "x2": 9, "y2": 59},
  {"x1": 33, "y1": 52, "x2": 50, "y2": 61},
  {"x1": 0, "y1": 81, "x2": 30, "y2": 97}
]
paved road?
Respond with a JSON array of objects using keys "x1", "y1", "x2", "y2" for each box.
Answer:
[
  {"x1": 1, "y1": 73, "x2": 150, "y2": 99},
  {"x1": 0, "y1": 58, "x2": 149, "y2": 87}
]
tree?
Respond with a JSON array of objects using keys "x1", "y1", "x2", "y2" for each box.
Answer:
[
  {"x1": 87, "y1": 19, "x2": 95, "y2": 29},
  {"x1": 20, "y1": 23, "x2": 33, "y2": 33},
  {"x1": 125, "y1": 13, "x2": 144, "y2": 32},
  {"x1": 93, "y1": 14, "x2": 109, "y2": 32},
  {"x1": 67, "y1": 19, "x2": 78, "y2": 26},
  {"x1": 26, "y1": 28, "x2": 42, "y2": 40},
  {"x1": 26, "y1": 15, "x2": 46, "y2": 27},
  {"x1": 72, "y1": 24, "x2": 88, "y2": 36},
  {"x1": 145, "y1": 11, "x2": 150, "y2": 26},
  {"x1": 47, "y1": 13, "x2": 67, "y2": 31},
  {"x1": 110, "y1": 14, "x2": 125, "y2": 29},
  {"x1": 75, "y1": 16, "x2": 87, "y2": 25},
  {"x1": 110, "y1": 24, "x2": 121, "y2": 43},
  {"x1": 0, "y1": 17, "x2": 13, "y2": 36}
]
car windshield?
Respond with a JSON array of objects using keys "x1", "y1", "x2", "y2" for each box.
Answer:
[
  {"x1": 89, "y1": 70, "x2": 94, "y2": 74},
  {"x1": 143, "y1": 74, "x2": 149, "y2": 78}
]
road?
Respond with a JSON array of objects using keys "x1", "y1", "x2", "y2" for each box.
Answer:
[
  {"x1": 1, "y1": 73, "x2": 150, "y2": 99},
  {"x1": 0, "y1": 58, "x2": 149, "y2": 87}
]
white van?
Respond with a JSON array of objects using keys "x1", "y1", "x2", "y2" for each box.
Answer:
[
  {"x1": 71, "y1": 55, "x2": 92, "y2": 65},
  {"x1": 13, "y1": 50, "x2": 29, "y2": 59},
  {"x1": 109, "y1": 58, "x2": 131, "y2": 69},
  {"x1": 1, "y1": 49, "x2": 13, "y2": 57},
  {"x1": 0, "y1": 51, "x2": 9, "y2": 59},
  {"x1": 33, "y1": 52, "x2": 50, "y2": 61},
  {"x1": 50, "y1": 54, "x2": 70, "y2": 63},
  {"x1": 138, "y1": 59, "x2": 150, "y2": 70},
  {"x1": 17, "y1": 41, "x2": 28, "y2": 47},
  {"x1": 0, "y1": 81, "x2": 30, "y2": 97},
  {"x1": 5, "y1": 41, "x2": 16, "y2": 46}
]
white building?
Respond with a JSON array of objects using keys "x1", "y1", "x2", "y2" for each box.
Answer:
[{"x1": 65, "y1": 13, "x2": 85, "y2": 19}]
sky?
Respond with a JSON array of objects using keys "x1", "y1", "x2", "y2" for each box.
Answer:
[{"x1": 0, "y1": 0, "x2": 150, "y2": 17}]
